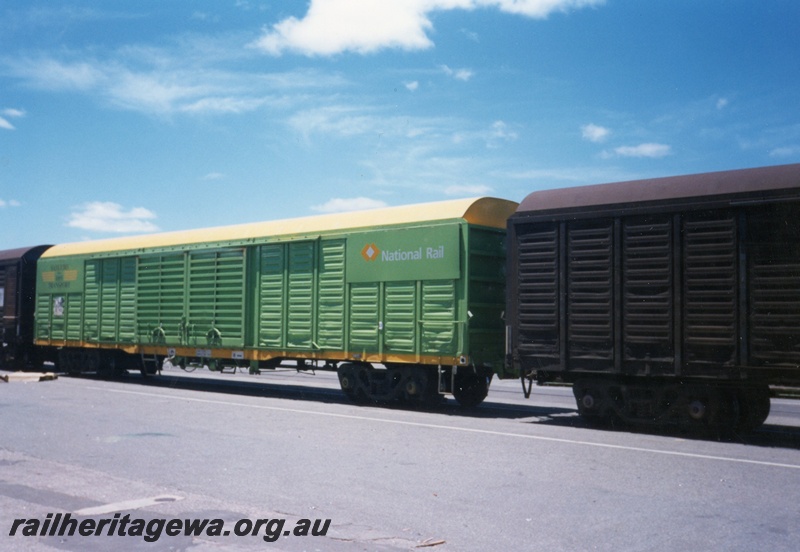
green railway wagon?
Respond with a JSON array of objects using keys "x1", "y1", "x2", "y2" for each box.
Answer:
[{"x1": 34, "y1": 198, "x2": 518, "y2": 406}]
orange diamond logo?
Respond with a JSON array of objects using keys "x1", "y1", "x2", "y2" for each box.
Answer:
[{"x1": 361, "y1": 243, "x2": 380, "y2": 261}]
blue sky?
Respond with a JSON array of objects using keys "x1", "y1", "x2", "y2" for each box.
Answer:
[{"x1": 1, "y1": 0, "x2": 799, "y2": 248}]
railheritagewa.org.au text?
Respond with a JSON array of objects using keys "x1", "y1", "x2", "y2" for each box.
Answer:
[{"x1": 9, "y1": 512, "x2": 331, "y2": 543}]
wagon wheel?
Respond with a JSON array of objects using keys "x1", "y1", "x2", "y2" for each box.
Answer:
[
  {"x1": 337, "y1": 363, "x2": 368, "y2": 404},
  {"x1": 735, "y1": 384, "x2": 771, "y2": 432},
  {"x1": 401, "y1": 366, "x2": 443, "y2": 407},
  {"x1": 452, "y1": 369, "x2": 491, "y2": 408},
  {"x1": 682, "y1": 384, "x2": 738, "y2": 433}
]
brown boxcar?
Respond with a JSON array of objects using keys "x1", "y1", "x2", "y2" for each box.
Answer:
[
  {"x1": 0, "y1": 246, "x2": 51, "y2": 369},
  {"x1": 506, "y1": 163, "x2": 800, "y2": 431}
]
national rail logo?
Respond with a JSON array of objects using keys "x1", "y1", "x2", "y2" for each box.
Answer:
[
  {"x1": 348, "y1": 227, "x2": 459, "y2": 283},
  {"x1": 361, "y1": 243, "x2": 380, "y2": 261}
]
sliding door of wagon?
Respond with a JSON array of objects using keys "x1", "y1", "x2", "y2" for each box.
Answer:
[
  {"x1": 187, "y1": 249, "x2": 246, "y2": 348},
  {"x1": 621, "y1": 215, "x2": 675, "y2": 376},
  {"x1": 747, "y1": 204, "x2": 800, "y2": 370},
  {"x1": 137, "y1": 254, "x2": 187, "y2": 346},
  {"x1": 513, "y1": 219, "x2": 616, "y2": 373},
  {"x1": 347, "y1": 279, "x2": 458, "y2": 360},
  {"x1": 681, "y1": 211, "x2": 739, "y2": 373},
  {"x1": 84, "y1": 257, "x2": 137, "y2": 345},
  {"x1": 512, "y1": 222, "x2": 561, "y2": 371},
  {"x1": 514, "y1": 216, "x2": 676, "y2": 376},
  {"x1": 139, "y1": 249, "x2": 247, "y2": 349},
  {"x1": 255, "y1": 239, "x2": 346, "y2": 353}
]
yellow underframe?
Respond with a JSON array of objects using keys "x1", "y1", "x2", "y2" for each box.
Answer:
[{"x1": 35, "y1": 340, "x2": 470, "y2": 368}]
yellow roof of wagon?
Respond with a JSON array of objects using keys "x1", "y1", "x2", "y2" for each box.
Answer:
[{"x1": 42, "y1": 197, "x2": 518, "y2": 258}]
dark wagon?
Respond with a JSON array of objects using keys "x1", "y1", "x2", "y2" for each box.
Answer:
[
  {"x1": 506, "y1": 163, "x2": 800, "y2": 431},
  {"x1": 0, "y1": 245, "x2": 51, "y2": 369}
]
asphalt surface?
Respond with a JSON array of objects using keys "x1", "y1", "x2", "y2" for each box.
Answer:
[{"x1": 2, "y1": 365, "x2": 799, "y2": 551}]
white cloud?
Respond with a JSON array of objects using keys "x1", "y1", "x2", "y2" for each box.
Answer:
[
  {"x1": 202, "y1": 172, "x2": 226, "y2": 180},
  {"x1": 613, "y1": 143, "x2": 672, "y2": 158},
  {"x1": 105, "y1": 71, "x2": 211, "y2": 115},
  {"x1": 0, "y1": 199, "x2": 21, "y2": 208},
  {"x1": 461, "y1": 28, "x2": 480, "y2": 42},
  {"x1": 5, "y1": 53, "x2": 344, "y2": 117},
  {"x1": 581, "y1": 123, "x2": 610, "y2": 143},
  {"x1": 405, "y1": 81, "x2": 420, "y2": 91},
  {"x1": 311, "y1": 197, "x2": 388, "y2": 213},
  {"x1": 489, "y1": 0, "x2": 606, "y2": 17},
  {"x1": 716, "y1": 97, "x2": 729, "y2": 110},
  {"x1": 255, "y1": 0, "x2": 605, "y2": 56},
  {"x1": 440, "y1": 64, "x2": 474, "y2": 81},
  {"x1": 20, "y1": 59, "x2": 104, "y2": 91},
  {"x1": 7, "y1": 57, "x2": 212, "y2": 116},
  {"x1": 179, "y1": 97, "x2": 268, "y2": 115},
  {"x1": 192, "y1": 11, "x2": 219, "y2": 23},
  {"x1": 444, "y1": 184, "x2": 493, "y2": 196},
  {"x1": 287, "y1": 104, "x2": 452, "y2": 144},
  {"x1": 3, "y1": 108, "x2": 26, "y2": 118},
  {"x1": 453, "y1": 119, "x2": 518, "y2": 148},
  {"x1": 0, "y1": 107, "x2": 25, "y2": 130},
  {"x1": 288, "y1": 105, "x2": 377, "y2": 140},
  {"x1": 67, "y1": 202, "x2": 159, "y2": 233},
  {"x1": 255, "y1": 1, "x2": 435, "y2": 56},
  {"x1": 769, "y1": 146, "x2": 800, "y2": 158},
  {"x1": 500, "y1": 166, "x2": 638, "y2": 184},
  {"x1": 488, "y1": 120, "x2": 518, "y2": 147}
]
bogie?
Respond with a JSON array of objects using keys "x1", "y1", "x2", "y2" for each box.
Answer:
[
  {"x1": 336, "y1": 363, "x2": 445, "y2": 407},
  {"x1": 571, "y1": 378, "x2": 771, "y2": 433}
]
